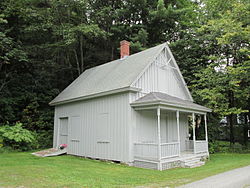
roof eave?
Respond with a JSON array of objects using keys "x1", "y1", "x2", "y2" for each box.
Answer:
[
  {"x1": 131, "y1": 100, "x2": 212, "y2": 113},
  {"x1": 50, "y1": 86, "x2": 141, "y2": 106}
]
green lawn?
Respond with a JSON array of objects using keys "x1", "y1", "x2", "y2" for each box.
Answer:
[{"x1": 0, "y1": 152, "x2": 250, "y2": 188}]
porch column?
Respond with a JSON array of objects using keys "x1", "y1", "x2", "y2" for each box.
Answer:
[
  {"x1": 192, "y1": 113, "x2": 196, "y2": 154},
  {"x1": 176, "y1": 110, "x2": 181, "y2": 156},
  {"x1": 157, "y1": 106, "x2": 162, "y2": 170},
  {"x1": 204, "y1": 114, "x2": 209, "y2": 154},
  {"x1": 204, "y1": 114, "x2": 208, "y2": 142}
]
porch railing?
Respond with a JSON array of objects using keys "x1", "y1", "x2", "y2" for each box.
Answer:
[
  {"x1": 134, "y1": 143, "x2": 158, "y2": 160},
  {"x1": 185, "y1": 140, "x2": 194, "y2": 151},
  {"x1": 195, "y1": 140, "x2": 208, "y2": 153},
  {"x1": 134, "y1": 142, "x2": 179, "y2": 160},
  {"x1": 161, "y1": 142, "x2": 179, "y2": 159}
]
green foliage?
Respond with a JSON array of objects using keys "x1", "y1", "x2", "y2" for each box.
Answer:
[
  {"x1": 0, "y1": 146, "x2": 13, "y2": 153},
  {"x1": 35, "y1": 130, "x2": 53, "y2": 149},
  {"x1": 209, "y1": 141, "x2": 250, "y2": 154},
  {"x1": 0, "y1": 0, "x2": 201, "y2": 150},
  {"x1": 0, "y1": 0, "x2": 249, "y2": 151},
  {"x1": 191, "y1": 0, "x2": 250, "y2": 144},
  {"x1": 0, "y1": 123, "x2": 36, "y2": 151},
  {"x1": 130, "y1": 28, "x2": 149, "y2": 52}
]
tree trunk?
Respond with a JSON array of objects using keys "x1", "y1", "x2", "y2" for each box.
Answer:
[
  {"x1": 0, "y1": 72, "x2": 11, "y2": 93},
  {"x1": 66, "y1": 52, "x2": 74, "y2": 80},
  {"x1": 243, "y1": 113, "x2": 248, "y2": 146},
  {"x1": 73, "y1": 50, "x2": 80, "y2": 76},
  {"x1": 80, "y1": 35, "x2": 84, "y2": 73},
  {"x1": 227, "y1": 114, "x2": 235, "y2": 145},
  {"x1": 0, "y1": 62, "x2": 3, "y2": 72},
  {"x1": 228, "y1": 90, "x2": 236, "y2": 145},
  {"x1": 111, "y1": 46, "x2": 114, "y2": 61}
]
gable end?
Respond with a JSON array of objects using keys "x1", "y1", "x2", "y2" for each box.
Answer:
[{"x1": 131, "y1": 45, "x2": 193, "y2": 102}]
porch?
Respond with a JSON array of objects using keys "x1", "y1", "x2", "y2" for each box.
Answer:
[
  {"x1": 131, "y1": 92, "x2": 211, "y2": 170},
  {"x1": 134, "y1": 140, "x2": 208, "y2": 162}
]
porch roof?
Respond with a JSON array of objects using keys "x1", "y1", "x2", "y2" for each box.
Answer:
[{"x1": 131, "y1": 92, "x2": 212, "y2": 113}]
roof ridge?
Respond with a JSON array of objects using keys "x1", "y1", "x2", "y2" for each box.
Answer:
[
  {"x1": 50, "y1": 42, "x2": 167, "y2": 105},
  {"x1": 84, "y1": 43, "x2": 167, "y2": 72}
]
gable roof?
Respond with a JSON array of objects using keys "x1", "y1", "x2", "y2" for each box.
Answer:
[
  {"x1": 131, "y1": 92, "x2": 212, "y2": 112},
  {"x1": 131, "y1": 45, "x2": 193, "y2": 101},
  {"x1": 50, "y1": 43, "x2": 166, "y2": 105}
]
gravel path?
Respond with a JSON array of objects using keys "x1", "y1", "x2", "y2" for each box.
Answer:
[{"x1": 178, "y1": 165, "x2": 250, "y2": 188}]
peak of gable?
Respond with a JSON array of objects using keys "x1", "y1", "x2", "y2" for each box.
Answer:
[
  {"x1": 131, "y1": 45, "x2": 193, "y2": 102},
  {"x1": 50, "y1": 43, "x2": 167, "y2": 105}
]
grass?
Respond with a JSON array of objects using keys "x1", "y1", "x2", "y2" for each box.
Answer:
[{"x1": 0, "y1": 152, "x2": 250, "y2": 187}]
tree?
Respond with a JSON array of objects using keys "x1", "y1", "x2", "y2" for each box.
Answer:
[
  {"x1": 0, "y1": 0, "x2": 248, "y2": 150},
  {"x1": 192, "y1": 0, "x2": 250, "y2": 144}
]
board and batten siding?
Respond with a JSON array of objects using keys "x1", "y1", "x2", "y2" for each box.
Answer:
[
  {"x1": 133, "y1": 110, "x2": 188, "y2": 145},
  {"x1": 130, "y1": 48, "x2": 190, "y2": 102},
  {"x1": 53, "y1": 92, "x2": 132, "y2": 163},
  {"x1": 135, "y1": 110, "x2": 158, "y2": 143}
]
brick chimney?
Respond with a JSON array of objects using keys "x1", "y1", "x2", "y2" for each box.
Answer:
[{"x1": 120, "y1": 40, "x2": 130, "y2": 59}]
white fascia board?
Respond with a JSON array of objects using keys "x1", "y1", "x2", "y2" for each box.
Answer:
[
  {"x1": 165, "y1": 45, "x2": 194, "y2": 102},
  {"x1": 50, "y1": 86, "x2": 141, "y2": 106},
  {"x1": 131, "y1": 101, "x2": 212, "y2": 113}
]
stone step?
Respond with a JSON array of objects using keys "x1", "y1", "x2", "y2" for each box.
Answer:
[
  {"x1": 184, "y1": 159, "x2": 201, "y2": 163},
  {"x1": 186, "y1": 164, "x2": 203, "y2": 168},
  {"x1": 182, "y1": 157, "x2": 201, "y2": 163},
  {"x1": 183, "y1": 158, "x2": 201, "y2": 161},
  {"x1": 184, "y1": 161, "x2": 205, "y2": 165},
  {"x1": 186, "y1": 163, "x2": 205, "y2": 168},
  {"x1": 185, "y1": 161, "x2": 205, "y2": 168}
]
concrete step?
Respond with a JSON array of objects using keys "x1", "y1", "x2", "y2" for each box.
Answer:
[
  {"x1": 182, "y1": 156, "x2": 205, "y2": 168},
  {"x1": 185, "y1": 161, "x2": 205, "y2": 168},
  {"x1": 186, "y1": 164, "x2": 205, "y2": 168},
  {"x1": 182, "y1": 157, "x2": 201, "y2": 163},
  {"x1": 184, "y1": 157, "x2": 201, "y2": 161},
  {"x1": 185, "y1": 160, "x2": 202, "y2": 165},
  {"x1": 184, "y1": 159, "x2": 201, "y2": 164},
  {"x1": 186, "y1": 164, "x2": 204, "y2": 168},
  {"x1": 184, "y1": 161, "x2": 205, "y2": 165}
]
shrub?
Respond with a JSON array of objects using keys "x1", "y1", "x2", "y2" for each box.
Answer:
[
  {"x1": 209, "y1": 140, "x2": 250, "y2": 153},
  {"x1": 35, "y1": 129, "x2": 53, "y2": 149},
  {"x1": 0, "y1": 122, "x2": 37, "y2": 151},
  {"x1": 0, "y1": 146, "x2": 13, "y2": 153}
]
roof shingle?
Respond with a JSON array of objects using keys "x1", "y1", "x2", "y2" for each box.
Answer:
[{"x1": 50, "y1": 43, "x2": 166, "y2": 105}]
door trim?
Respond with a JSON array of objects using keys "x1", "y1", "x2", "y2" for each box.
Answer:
[{"x1": 57, "y1": 117, "x2": 69, "y2": 147}]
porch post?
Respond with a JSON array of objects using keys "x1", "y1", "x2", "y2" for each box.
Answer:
[
  {"x1": 204, "y1": 114, "x2": 208, "y2": 142},
  {"x1": 192, "y1": 113, "x2": 196, "y2": 154},
  {"x1": 157, "y1": 106, "x2": 162, "y2": 170},
  {"x1": 176, "y1": 110, "x2": 181, "y2": 156},
  {"x1": 204, "y1": 114, "x2": 209, "y2": 154}
]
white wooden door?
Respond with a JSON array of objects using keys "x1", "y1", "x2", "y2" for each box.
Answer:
[
  {"x1": 59, "y1": 117, "x2": 68, "y2": 145},
  {"x1": 68, "y1": 116, "x2": 81, "y2": 155}
]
